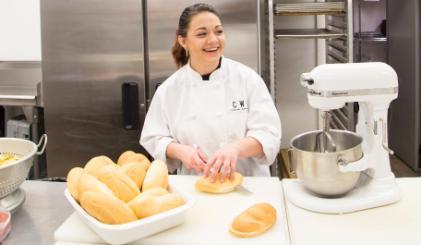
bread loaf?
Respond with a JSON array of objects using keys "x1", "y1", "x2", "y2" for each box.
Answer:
[
  {"x1": 84, "y1": 155, "x2": 115, "y2": 178},
  {"x1": 117, "y1": 150, "x2": 136, "y2": 166},
  {"x1": 142, "y1": 187, "x2": 169, "y2": 196},
  {"x1": 97, "y1": 165, "x2": 140, "y2": 203},
  {"x1": 119, "y1": 162, "x2": 147, "y2": 189},
  {"x1": 128, "y1": 187, "x2": 169, "y2": 207},
  {"x1": 195, "y1": 172, "x2": 243, "y2": 194},
  {"x1": 80, "y1": 190, "x2": 137, "y2": 224},
  {"x1": 229, "y1": 203, "x2": 276, "y2": 238},
  {"x1": 128, "y1": 193, "x2": 185, "y2": 219},
  {"x1": 118, "y1": 152, "x2": 151, "y2": 170},
  {"x1": 66, "y1": 167, "x2": 84, "y2": 201},
  {"x1": 77, "y1": 172, "x2": 114, "y2": 198},
  {"x1": 142, "y1": 160, "x2": 168, "y2": 191}
]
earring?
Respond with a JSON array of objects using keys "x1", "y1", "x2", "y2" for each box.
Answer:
[{"x1": 185, "y1": 49, "x2": 189, "y2": 58}]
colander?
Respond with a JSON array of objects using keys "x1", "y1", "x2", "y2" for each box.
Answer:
[{"x1": 0, "y1": 134, "x2": 47, "y2": 199}]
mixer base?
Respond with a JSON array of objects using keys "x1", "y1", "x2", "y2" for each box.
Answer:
[{"x1": 283, "y1": 175, "x2": 401, "y2": 214}]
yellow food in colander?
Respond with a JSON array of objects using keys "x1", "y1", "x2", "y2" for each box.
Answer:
[{"x1": 0, "y1": 153, "x2": 20, "y2": 166}]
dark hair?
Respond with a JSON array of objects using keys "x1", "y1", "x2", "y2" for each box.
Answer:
[{"x1": 171, "y1": 3, "x2": 222, "y2": 68}]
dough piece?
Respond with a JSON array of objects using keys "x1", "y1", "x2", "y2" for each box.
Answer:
[
  {"x1": 66, "y1": 167, "x2": 84, "y2": 201},
  {"x1": 80, "y1": 190, "x2": 137, "y2": 224},
  {"x1": 142, "y1": 160, "x2": 168, "y2": 191},
  {"x1": 229, "y1": 203, "x2": 276, "y2": 238},
  {"x1": 195, "y1": 172, "x2": 243, "y2": 194}
]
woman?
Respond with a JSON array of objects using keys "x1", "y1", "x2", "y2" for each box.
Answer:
[{"x1": 140, "y1": 3, "x2": 281, "y2": 182}]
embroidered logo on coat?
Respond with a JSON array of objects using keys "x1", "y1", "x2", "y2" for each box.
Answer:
[{"x1": 231, "y1": 99, "x2": 248, "y2": 111}]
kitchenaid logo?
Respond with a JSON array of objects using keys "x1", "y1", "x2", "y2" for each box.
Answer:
[
  {"x1": 310, "y1": 90, "x2": 349, "y2": 97},
  {"x1": 230, "y1": 99, "x2": 248, "y2": 111},
  {"x1": 331, "y1": 91, "x2": 349, "y2": 96}
]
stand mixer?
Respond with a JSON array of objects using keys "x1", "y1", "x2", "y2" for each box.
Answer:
[{"x1": 284, "y1": 62, "x2": 401, "y2": 214}]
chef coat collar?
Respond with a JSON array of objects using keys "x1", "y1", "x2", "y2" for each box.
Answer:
[{"x1": 186, "y1": 56, "x2": 225, "y2": 82}]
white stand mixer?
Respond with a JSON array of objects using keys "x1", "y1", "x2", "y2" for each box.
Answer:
[{"x1": 284, "y1": 62, "x2": 401, "y2": 214}]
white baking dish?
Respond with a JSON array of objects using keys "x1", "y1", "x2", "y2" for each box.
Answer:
[{"x1": 64, "y1": 183, "x2": 195, "y2": 244}]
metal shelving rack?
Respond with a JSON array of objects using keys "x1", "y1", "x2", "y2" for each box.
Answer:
[{"x1": 269, "y1": 0, "x2": 354, "y2": 132}]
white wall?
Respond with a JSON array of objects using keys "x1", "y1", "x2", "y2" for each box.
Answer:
[{"x1": 0, "y1": 0, "x2": 41, "y2": 61}]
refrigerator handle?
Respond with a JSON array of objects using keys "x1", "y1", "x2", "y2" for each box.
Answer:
[{"x1": 122, "y1": 82, "x2": 140, "y2": 130}]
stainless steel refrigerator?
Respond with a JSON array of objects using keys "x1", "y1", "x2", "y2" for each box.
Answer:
[{"x1": 41, "y1": 0, "x2": 264, "y2": 177}]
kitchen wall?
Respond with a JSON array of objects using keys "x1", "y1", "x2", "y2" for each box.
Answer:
[{"x1": 0, "y1": 0, "x2": 41, "y2": 61}]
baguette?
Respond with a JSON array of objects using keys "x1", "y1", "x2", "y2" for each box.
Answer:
[
  {"x1": 229, "y1": 203, "x2": 276, "y2": 238},
  {"x1": 195, "y1": 172, "x2": 243, "y2": 194},
  {"x1": 80, "y1": 190, "x2": 137, "y2": 224}
]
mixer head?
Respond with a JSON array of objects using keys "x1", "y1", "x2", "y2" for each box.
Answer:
[{"x1": 300, "y1": 62, "x2": 398, "y2": 111}]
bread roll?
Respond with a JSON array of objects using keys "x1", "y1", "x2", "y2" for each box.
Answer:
[
  {"x1": 80, "y1": 190, "x2": 137, "y2": 224},
  {"x1": 128, "y1": 187, "x2": 169, "y2": 207},
  {"x1": 118, "y1": 152, "x2": 151, "y2": 170},
  {"x1": 195, "y1": 172, "x2": 243, "y2": 194},
  {"x1": 119, "y1": 162, "x2": 147, "y2": 189},
  {"x1": 128, "y1": 193, "x2": 185, "y2": 219},
  {"x1": 117, "y1": 150, "x2": 136, "y2": 166},
  {"x1": 229, "y1": 203, "x2": 276, "y2": 238},
  {"x1": 77, "y1": 172, "x2": 114, "y2": 198},
  {"x1": 97, "y1": 165, "x2": 140, "y2": 203},
  {"x1": 66, "y1": 167, "x2": 84, "y2": 201},
  {"x1": 142, "y1": 187, "x2": 169, "y2": 196},
  {"x1": 84, "y1": 155, "x2": 116, "y2": 178},
  {"x1": 142, "y1": 160, "x2": 168, "y2": 191}
]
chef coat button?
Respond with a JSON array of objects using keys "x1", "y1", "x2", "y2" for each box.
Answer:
[
  {"x1": 191, "y1": 115, "x2": 197, "y2": 120},
  {"x1": 216, "y1": 113, "x2": 223, "y2": 118}
]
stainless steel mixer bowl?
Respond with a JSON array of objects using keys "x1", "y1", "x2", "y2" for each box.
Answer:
[{"x1": 289, "y1": 130, "x2": 362, "y2": 196}]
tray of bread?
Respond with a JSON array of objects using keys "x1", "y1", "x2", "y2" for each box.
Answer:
[{"x1": 65, "y1": 151, "x2": 195, "y2": 245}]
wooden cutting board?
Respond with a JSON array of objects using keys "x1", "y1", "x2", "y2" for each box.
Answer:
[{"x1": 55, "y1": 175, "x2": 290, "y2": 245}]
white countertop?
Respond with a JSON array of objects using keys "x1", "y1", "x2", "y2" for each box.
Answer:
[
  {"x1": 284, "y1": 177, "x2": 421, "y2": 245},
  {"x1": 54, "y1": 175, "x2": 290, "y2": 245}
]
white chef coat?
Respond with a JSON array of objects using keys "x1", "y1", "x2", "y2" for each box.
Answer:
[{"x1": 140, "y1": 57, "x2": 281, "y2": 176}]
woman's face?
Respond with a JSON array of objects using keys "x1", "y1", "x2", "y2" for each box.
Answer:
[{"x1": 179, "y1": 12, "x2": 225, "y2": 68}]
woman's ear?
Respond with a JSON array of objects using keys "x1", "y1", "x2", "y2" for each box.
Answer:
[{"x1": 177, "y1": 35, "x2": 187, "y2": 50}]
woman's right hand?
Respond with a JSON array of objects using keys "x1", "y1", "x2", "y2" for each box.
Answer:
[{"x1": 178, "y1": 144, "x2": 207, "y2": 173}]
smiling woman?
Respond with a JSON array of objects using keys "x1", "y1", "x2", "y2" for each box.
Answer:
[
  {"x1": 140, "y1": 3, "x2": 282, "y2": 182},
  {"x1": 171, "y1": 3, "x2": 224, "y2": 71}
]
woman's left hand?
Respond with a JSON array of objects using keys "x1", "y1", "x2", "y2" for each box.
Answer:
[{"x1": 204, "y1": 143, "x2": 239, "y2": 183}]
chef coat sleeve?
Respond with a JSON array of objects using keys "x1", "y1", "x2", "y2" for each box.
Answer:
[
  {"x1": 245, "y1": 74, "x2": 282, "y2": 166},
  {"x1": 140, "y1": 89, "x2": 181, "y2": 172}
]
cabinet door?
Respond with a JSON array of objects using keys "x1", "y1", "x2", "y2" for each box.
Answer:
[{"x1": 388, "y1": 0, "x2": 420, "y2": 171}]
